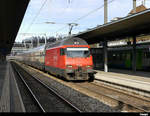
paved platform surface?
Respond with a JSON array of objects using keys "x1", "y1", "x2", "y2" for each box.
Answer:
[
  {"x1": 0, "y1": 61, "x2": 25, "y2": 112},
  {"x1": 0, "y1": 61, "x2": 10, "y2": 112},
  {"x1": 0, "y1": 61, "x2": 7, "y2": 98},
  {"x1": 95, "y1": 69, "x2": 150, "y2": 92}
]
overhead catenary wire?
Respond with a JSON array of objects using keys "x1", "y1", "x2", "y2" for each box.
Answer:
[
  {"x1": 53, "y1": 0, "x2": 73, "y2": 34},
  {"x1": 73, "y1": 0, "x2": 115, "y2": 22},
  {"x1": 60, "y1": 0, "x2": 72, "y2": 16},
  {"x1": 25, "y1": 0, "x2": 48, "y2": 33},
  {"x1": 54, "y1": 0, "x2": 116, "y2": 35}
]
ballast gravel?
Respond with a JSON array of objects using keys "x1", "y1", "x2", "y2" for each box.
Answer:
[{"x1": 23, "y1": 65, "x2": 120, "y2": 112}]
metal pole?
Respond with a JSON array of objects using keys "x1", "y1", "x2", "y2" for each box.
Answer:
[
  {"x1": 104, "y1": 0, "x2": 108, "y2": 72},
  {"x1": 31, "y1": 38, "x2": 33, "y2": 48},
  {"x1": 24, "y1": 41, "x2": 26, "y2": 50},
  {"x1": 132, "y1": 36, "x2": 136, "y2": 72},
  {"x1": 44, "y1": 34, "x2": 47, "y2": 45},
  {"x1": 133, "y1": 0, "x2": 136, "y2": 13},
  {"x1": 144, "y1": 0, "x2": 146, "y2": 6},
  {"x1": 37, "y1": 37, "x2": 39, "y2": 47},
  {"x1": 104, "y1": 0, "x2": 108, "y2": 24},
  {"x1": 104, "y1": 40, "x2": 108, "y2": 72}
]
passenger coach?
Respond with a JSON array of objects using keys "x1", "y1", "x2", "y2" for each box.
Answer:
[{"x1": 17, "y1": 37, "x2": 95, "y2": 81}]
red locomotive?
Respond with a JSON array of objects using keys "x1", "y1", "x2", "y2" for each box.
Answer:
[{"x1": 16, "y1": 37, "x2": 95, "y2": 81}]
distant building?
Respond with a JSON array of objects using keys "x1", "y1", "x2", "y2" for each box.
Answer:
[
  {"x1": 111, "y1": 4, "x2": 148, "y2": 22},
  {"x1": 128, "y1": 4, "x2": 147, "y2": 15},
  {"x1": 111, "y1": 4, "x2": 147, "y2": 22}
]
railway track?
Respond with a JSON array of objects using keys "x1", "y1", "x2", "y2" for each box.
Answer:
[
  {"x1": 13, "y1": 61, "x2": 150, "y2": 112},
  {"x1": 11, "y1": 62, "x2": 82, "y2": 112},
  {"x1": 73, "y1": 82, "x2": 150, "y2": 112}
]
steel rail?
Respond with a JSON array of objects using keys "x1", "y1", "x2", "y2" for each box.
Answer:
[
  {"x1": 13, "y1": 63, "x2": 46, "y2": 112},
  {"x1": 13, "y1": 62, "x2": 82, "y2": 112},
  {"x1": 95, "y1": 77, "x2": 150, "y2": 93},
  {"x1": 77, "y1": 82, "x2": 150, "y2": 112},
  {"x1": 32, "y1": 75, "x2": 82, "y2": 113},
  {"x1": 15, "y1": 61, "x2": 150, "y2": 112},
  {"x1": 92, "y1": 80, "x2": 150, "y2": 102},
  {"x1": 95, "y1": 78, "x2": 150, "y2": 98}
]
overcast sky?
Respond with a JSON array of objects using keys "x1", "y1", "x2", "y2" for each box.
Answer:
[{"x1": 15, "y1": 0, "x2": 150, "y2": 42}]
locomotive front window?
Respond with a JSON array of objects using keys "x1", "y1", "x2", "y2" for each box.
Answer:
[{"x1": 66, "y1": 48, "x2": 90, "y2": 58}]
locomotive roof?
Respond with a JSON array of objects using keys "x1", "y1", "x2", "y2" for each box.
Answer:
[{"x1": 46, "y1": 37, "x2": 88, "y2": 49}]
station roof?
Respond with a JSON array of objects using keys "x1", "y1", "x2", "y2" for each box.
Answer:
[
  {"x1": 75, "y1": 8, "x2": 150, "y2": 44},
  {"x1": 0, "y1": 0, "x2": 29, "y2": 55}
]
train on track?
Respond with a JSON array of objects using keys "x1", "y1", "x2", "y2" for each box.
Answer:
[
  {"x1": 91, "y1": 42, "x2": 150, "y2": 71},
  {"x1": 13, "y1": 37, "x2": 95, "y2": 81}
]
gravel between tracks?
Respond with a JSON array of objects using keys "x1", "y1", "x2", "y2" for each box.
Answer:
[{"x1": 21, "y1": 64, "x2": 119, "y2": 112}]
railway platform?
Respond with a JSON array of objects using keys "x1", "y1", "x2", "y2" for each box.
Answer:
[
  {"x1": 0, "y1": 61, "x2": 25, "y2": 112},
  {"x1": 95, "y1": 69, "x2": 150, "y2": 93},
  {"x1": 0, "y1": 61, "x2": 8, "y2": 101}
]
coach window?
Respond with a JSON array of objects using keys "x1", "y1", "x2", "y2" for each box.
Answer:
[{"x1": 60, "y1": 48, "x2": 65, "y2": 55}]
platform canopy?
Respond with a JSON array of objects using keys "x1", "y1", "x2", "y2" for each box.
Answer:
[
  {"x1": 75, "y1": 9, "x2": 150, "y2": 44},
  {"x1": 0, "y1": 0, "x2": 29, "y2": 55}
]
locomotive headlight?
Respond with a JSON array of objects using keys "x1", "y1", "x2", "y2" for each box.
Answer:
[
  {"x1": 87, "y1": 65, "x2": 92, "y2": 68},
  {"x1": 67, "y1": 65, "x2": 73, "y2": 68}
]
